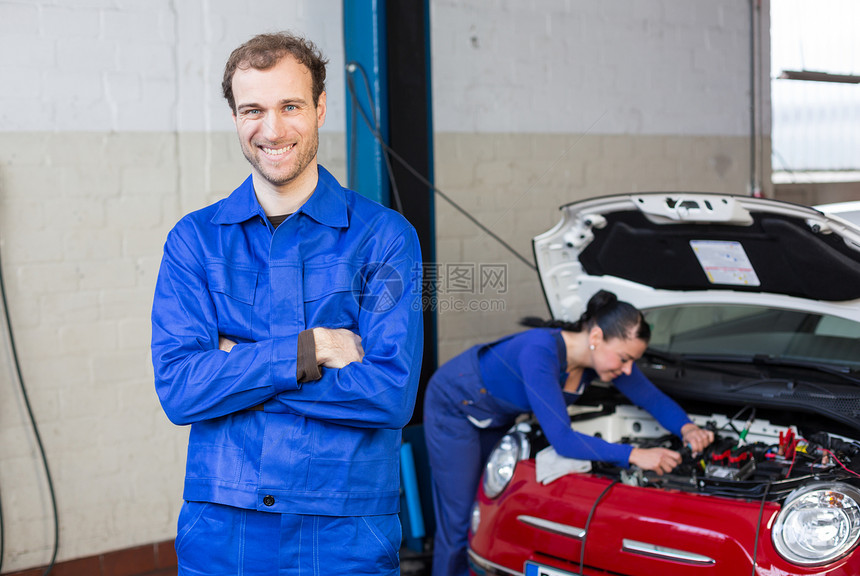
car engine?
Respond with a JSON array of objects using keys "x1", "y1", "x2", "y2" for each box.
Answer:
[{"x1": 558, "y1": 403, "x2": 860, "y2": 499}]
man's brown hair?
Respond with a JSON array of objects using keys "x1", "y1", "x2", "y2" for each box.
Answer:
[{"x1": 222, "y1": 32, "x2": 328, "y2": 113}]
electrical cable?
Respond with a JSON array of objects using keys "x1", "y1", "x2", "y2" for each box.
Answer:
[
  {"x1": 822, "y1": 449, "x2": 860, "y2": 479},
  {"x1": 787, "y1": 445, "x2": 799, "y2": 478},
  {"x1": 578, "y1": 479, "x2": 617, "y2": 575},
  {"x1": 345, "y1": 62, "x2": 404, "y2": 215},
  {"x1": 347, "y1": 71, "x2": 359, "y2": 191},
  {"x1": 750, "y1": 481, "x2": 771, "y2": 576},
  {"x1": 0, "y1": 241, "x2": 59, "y2": 575},
  {"x1": 345, "y1": 61, "x2": 537, "y2": 272}
]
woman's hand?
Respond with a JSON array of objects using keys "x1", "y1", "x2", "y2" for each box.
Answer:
[
  {"x1": 628, "y1": 447, "x2": 682, "y2": 475},
  {"x1": 681, "y1": 423, "x2": 715, "y2": 455}
]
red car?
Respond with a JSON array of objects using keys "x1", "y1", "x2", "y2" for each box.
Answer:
[{"x1": 468, "y1": 193, "x2": 860, "y2": 576}]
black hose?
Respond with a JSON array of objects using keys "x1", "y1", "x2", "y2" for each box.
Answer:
[
  {"x1": 0, "y1": 241, "x2": 59, "y2": 575},
  {"x1": 750, "y1": 481, "x2": 772, "y2": 576},
  {"x1": 345, "y1": 63, "x2": 404, "y2": 216},
  {"x1": 345, "y1": 61, "x2": 537, "y2": 272},
  {"x1": 579, "y1": 479, "x2": 618, "y2": 575}
]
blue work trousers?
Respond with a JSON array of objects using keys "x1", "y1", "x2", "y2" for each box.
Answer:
[
  {"x1": 423, "y1": 346, "x2": 519, "y2": 576},
  {"x1": 175, "y1": 501, "x2": 401, "y2": 575}
]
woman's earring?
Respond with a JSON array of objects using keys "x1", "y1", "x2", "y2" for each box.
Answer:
[{"x1": 589, "y1": 344, "x2": 595, "y2": 351}]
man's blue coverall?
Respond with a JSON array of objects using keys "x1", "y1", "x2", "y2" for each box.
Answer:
[{"x1": 151, "y1": 166, "x2": 423, "y2": 574}]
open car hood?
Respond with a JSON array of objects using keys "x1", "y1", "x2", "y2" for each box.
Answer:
[{"x1": 533, "y1": 193, "x2": 860, "y2": 322}]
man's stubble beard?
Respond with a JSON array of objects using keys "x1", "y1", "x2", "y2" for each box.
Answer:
[{"x1": 242, "y1": 129, "x2": 320, "y2": 188}]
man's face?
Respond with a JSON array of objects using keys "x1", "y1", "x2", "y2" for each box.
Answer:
[{"x1": 231, "y1": 55, "x2": 327, "y2": 192}]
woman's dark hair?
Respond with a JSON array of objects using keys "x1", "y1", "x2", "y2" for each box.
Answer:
[
  {"x1": 521, "y1": 290, "x2": 650, "y2": 342},
  {"x1": 222, "y1": 31, "x2": 328, "y2": 113}
]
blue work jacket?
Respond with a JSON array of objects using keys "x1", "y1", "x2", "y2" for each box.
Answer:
[
  {"x1": 477, "y1": 329, "x2": 691, "y2": 467},
  {"x1": 151, "y1": 166, "x2": 424, "y2": 516}
]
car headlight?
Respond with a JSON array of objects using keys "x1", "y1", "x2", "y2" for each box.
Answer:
[
  {"x1": 482, "y1": 431, "x2": 529, "y2": 498},
  {"x1": 773, "y1": 482, "x2": 860, "y2": 566}
]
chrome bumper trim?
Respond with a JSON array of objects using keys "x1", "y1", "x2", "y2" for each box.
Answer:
[
  {"x1": 467, "y1": 549, "x2": 524, "y2": 576},
  {"x1": 622, "y1": 538, "x2": 716, "y2": 565},
  {"x1": 517, "y1": 515, "x2": 586, "y2": 540}
]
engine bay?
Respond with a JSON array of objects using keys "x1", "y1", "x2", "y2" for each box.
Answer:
[{"x1": 560, "y1": 402, "x2": 860, "y2": 500}]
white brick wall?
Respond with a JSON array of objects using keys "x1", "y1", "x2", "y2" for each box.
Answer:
[
  {"x1": 429, "y1": 0, "x2": 772, "y2": 360},
  {"x1": 0, "y1": 0, "x2": 771, "y2": 571},
  {"x1": 0, "y1": 1, "x2": 347, "y2": 571},
  {"x1": 431, "y1": 0, "x2": 769, "y2": 136},
  {"x1": 0, "y1": 0, "x2": 346, "y2": 134}
]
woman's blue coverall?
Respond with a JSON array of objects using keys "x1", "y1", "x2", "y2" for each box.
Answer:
[{"x1": 423, "y1": 328, "x2": 691, "y2": 576}]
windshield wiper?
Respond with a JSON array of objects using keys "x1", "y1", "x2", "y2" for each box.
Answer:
[
  {"x1": 748, "y1": 355, "x2": 860, "y2": 385},
  {"x1": 644, "y1": 350, "x2": 860, "y2": 385},
  {"x1": 726, "y1": 377, "x2": 834, "y2": 395},
  {"x1": 641, "y1": 349, "x2": 754, "y2": 378}
]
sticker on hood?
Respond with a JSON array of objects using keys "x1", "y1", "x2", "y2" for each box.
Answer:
[{"x1": 690, "y1": 240, "x2": 761, "y2": 286}]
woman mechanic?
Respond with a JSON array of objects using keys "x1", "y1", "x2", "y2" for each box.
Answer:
[{"x1": 423, "y1": 289, "x2": 715, "y2": 576}]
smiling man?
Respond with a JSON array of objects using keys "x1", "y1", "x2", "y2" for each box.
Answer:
[
  {"x1": 228, "y1": 47, "x2": 324, "y2": 212},
  {"x1": 151, "y1": 32, "x2": 423, "y2": 575}
]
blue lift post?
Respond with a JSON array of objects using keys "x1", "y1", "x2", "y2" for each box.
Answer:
[
  {"x1": 344, "y1": 0, "x2": 436, "y2": 555},
  {"x1": 343, "y1": 0, "x2": 389, "y2": 205}
]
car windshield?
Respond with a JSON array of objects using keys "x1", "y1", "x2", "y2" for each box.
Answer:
[{"x1": 644, "y1": 304, "x2": 860, "y2": 370}]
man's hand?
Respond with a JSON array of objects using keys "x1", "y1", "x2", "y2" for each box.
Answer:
[
  {"x1": 681, "y1": 422, "x2": 715, "y2": 455},
  {"x1": 313, "y1": 327, "x2": 364, "y2": 369},
  {"x1": 219, "y1": 329, "x2": 363, "y2": 369},
  {"x1": 629, "y1": 447, "x2": 682, "y2": 476}
]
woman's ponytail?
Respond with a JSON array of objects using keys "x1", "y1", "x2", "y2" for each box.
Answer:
[{"x1": 520, "y1": 289, "x2": 649, "y2": 342}]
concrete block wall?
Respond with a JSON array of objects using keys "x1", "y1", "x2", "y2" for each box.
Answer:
[
  {"x1": 0, "y1": 0, "x2": 773, "y2": 572},
  {"x1": 429, "y1": 0, "x2": 773, "y2": 362},
  {"x1": 0, "y1": 1, "x2": 345, "y2": 572}
]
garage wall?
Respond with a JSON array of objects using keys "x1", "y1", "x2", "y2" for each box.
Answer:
[
  {"x1": 0, "y1": 1, "x2": 346, "y2": 572},
  {"x1": 429, "y1": 0, "x2": 773, "y2": 362}
]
